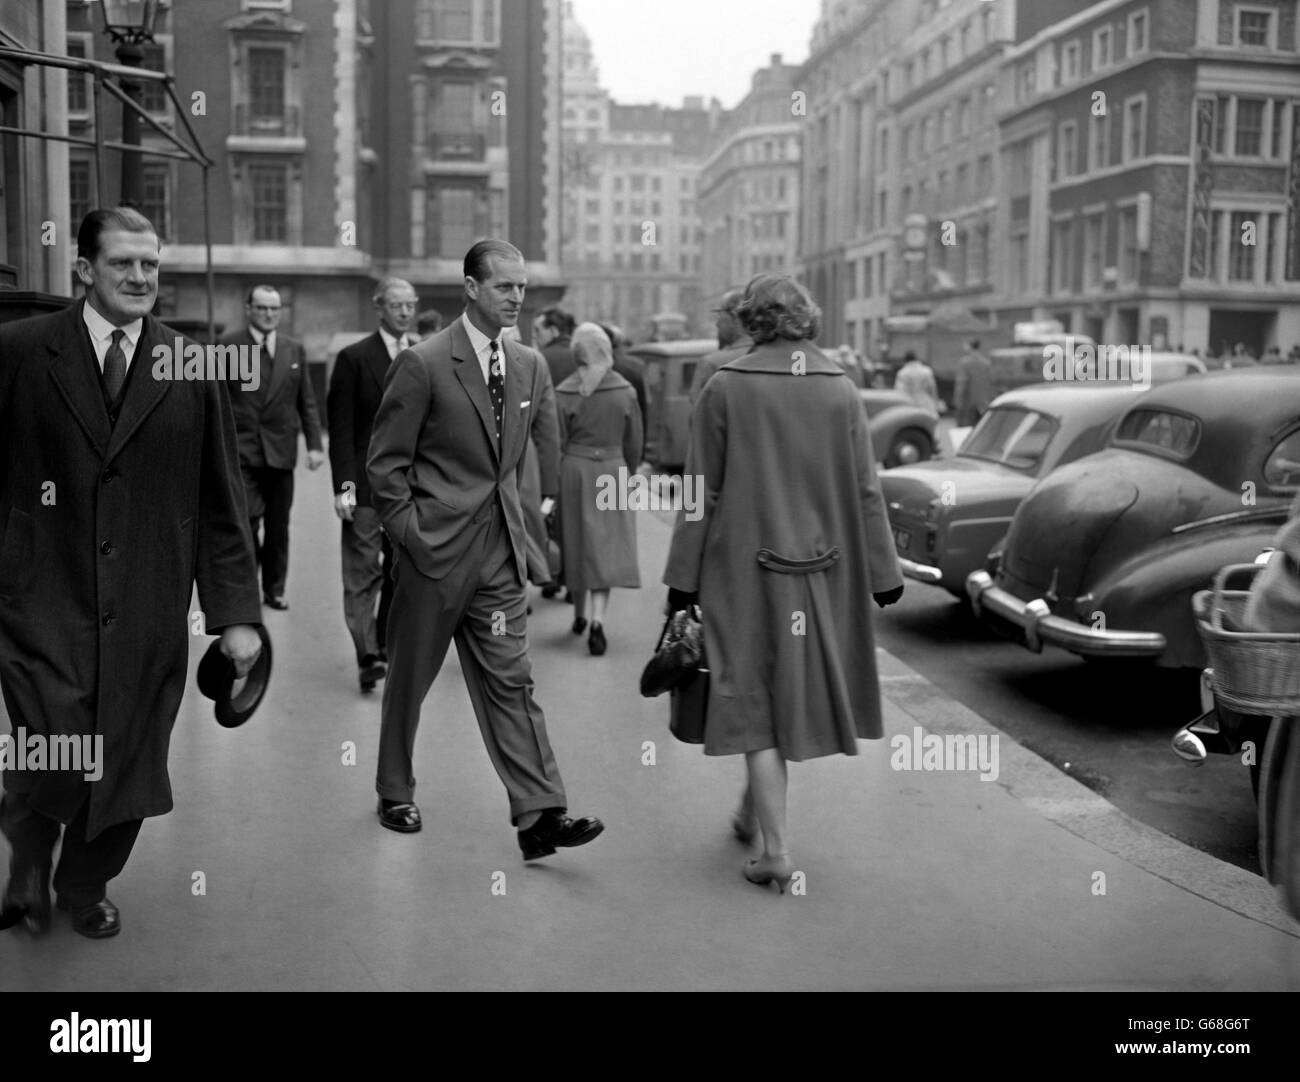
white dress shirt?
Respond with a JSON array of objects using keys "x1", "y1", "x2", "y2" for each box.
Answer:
[
  {"x1": 379, "y1": 326, "x2": 413, "y2": 362},
  {"x1": 459, "y1": 313, "x2": 499, "y2": 385},
  {"x1": 82, "y1": 302, "x2": 142, "y2": 374}
]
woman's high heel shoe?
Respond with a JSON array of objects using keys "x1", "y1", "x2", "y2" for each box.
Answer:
[
  {"x1": 588, "y1": 623, "x2": 606, "y2": 656},
  {"x1": 572, "y1": 616, "x2": 588, "y2": 634},
  {"x1": 743, "y1": 853, "x2": 795, "y2": 894}
]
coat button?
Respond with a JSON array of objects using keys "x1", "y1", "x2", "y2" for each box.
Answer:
[
  {"x1": 102, "y1": 611, "x2": 114, "y2": 625},
  {"x1": 102, "y1": 469, "x2": 115, "y2": 484},
  {"x1": 100, "y1": 540, "x2": 112, "y2": 555}
]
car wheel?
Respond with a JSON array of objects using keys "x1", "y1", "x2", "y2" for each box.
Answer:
[{"x1": 886, "y1": 428, "x2": 933, "y2": 468}]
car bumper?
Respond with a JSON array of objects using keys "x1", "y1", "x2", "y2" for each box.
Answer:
[
  {"x1": 898, "y1": 557, "x2": 944, "y2": 584},
  {"x1": 965, "y1": 571, "x2": 1167, "y2": 657}
]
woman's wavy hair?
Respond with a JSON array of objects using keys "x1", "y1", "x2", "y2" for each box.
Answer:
[{"x1": 734, "y1": 274, "x2": 822, "y2": 344}]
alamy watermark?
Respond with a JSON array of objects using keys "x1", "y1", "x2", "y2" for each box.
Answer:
[
  {"x1": 595, "y1": 467, "x2": 703, "y2": 521},
  {"x1": 0, "y1": 727, "x2": 103, "y2": 781},
  {"x1": 1043, "y1": 337, "x2": 1151, "y2": 388},
  {"x1": 151, "y1": 337, "x2": 263, "y2": 391},
  {"x1": 889, "y1": 725, "x2": 999, "y2": 781}
]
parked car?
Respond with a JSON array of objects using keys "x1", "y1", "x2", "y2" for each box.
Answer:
[
  {"x1": 882, "y1": 382, "x2": 1155, "y2": 597},
  {"x1": 630, "y1": 339, "x2": 937, "y2": 471},
  {"x1": 988, "y1": 344, "x2": 1205, "y2": 396},
  {"x1": 966, "y1": 369, "x2": 1300, "y2": 668}
]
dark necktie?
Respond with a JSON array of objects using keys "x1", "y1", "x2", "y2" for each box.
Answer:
[
  {"x1": 261, "y1": 333, "x2": 274, "y2": 384},
  {"x1": 104, "y1": 329, "x2": 128, "y2": 402},
  {"x1": 488, "y1": 340, "x2": 504, "y2": 441}
]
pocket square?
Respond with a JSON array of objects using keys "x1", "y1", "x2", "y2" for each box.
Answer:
[{"x1": 520, "y1": 400, "x2": 531, "y2": 409}]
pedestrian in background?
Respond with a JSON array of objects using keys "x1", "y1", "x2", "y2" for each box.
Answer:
[
  {"x1": 416, "y1": 309, "x2": 444, "y2": 340},
  {"x1": 327, "y1": 277, "x2": 418, "y2": 692},
  {"x1": 663, "y1": 274, "x2": 904, "y2": 893},
  {"x1": 895, "y1": 350, "x2": 942, "y2": 417},
  {"x1": 219, "y1": 284, "x2": 324, "y2": 611},
  {"x1": 556, "y1": 322, "x2": 643, "y2": 656},
  {"x1": 604, "y1": 323, "x2": 649, "y2": 446},
  {"x1": 954, "y1": 338, "x2": 994, "y2": 427},
  {"x1": 689, "y1": 288, "x2": 754, "y2": 405}
]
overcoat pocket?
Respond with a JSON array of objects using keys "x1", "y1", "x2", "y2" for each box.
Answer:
[{"x1": 0, "y1": 507, "x2": 35, "y2": 598}]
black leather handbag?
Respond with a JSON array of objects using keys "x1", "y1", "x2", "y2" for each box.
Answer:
[{"x1": 640, "y1": 606, "x2": 708, "y2": 744}]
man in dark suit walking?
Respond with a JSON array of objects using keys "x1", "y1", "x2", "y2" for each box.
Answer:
[
  {"x1": 327, "y1": 278, "x2": 418, "y2": 692},
  {"x1": 532, "y1": 306, "x2": 577, "y2": 388},
  {"x1": 0, "y1": 207, "x2": 262, "y2": 939},
  {"x1": 366, "y1": 239, "x2": 604, "y2": 858},
  {"x1": 220, "y1": 285, "x2": 324, "y2": 610}
]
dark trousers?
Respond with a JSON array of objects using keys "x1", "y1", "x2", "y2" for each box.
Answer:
[
  {"x1": 341, "y1": 506, "x2": 394, "y2": 665},
  {"x1": 1, "y1": 788, "x2": 142, "y2": 908},
  {"x1": 243, "y1": 464, "x2": 295, "y2": 598},
  {"x1": 376, "y1": 502, "x2": 566, "y2": 823}
]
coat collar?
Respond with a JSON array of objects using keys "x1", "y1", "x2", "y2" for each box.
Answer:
[
  {"x1": 555, "y1": 368, "x2": 631, "y2": 396},
  {"x1": 46, "y1": 299, "x2": 172, "y2": 462},
  {"x1": 718, "y1": 339, "x2": 843, "y2": 376}
]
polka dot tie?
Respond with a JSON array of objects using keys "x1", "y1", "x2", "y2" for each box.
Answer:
[{"x1": 488, "y1": 339, "x2": 505, "y2": 442}]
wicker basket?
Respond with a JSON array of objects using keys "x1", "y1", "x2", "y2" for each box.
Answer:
[{"x1": 1193, "y1": 563, "x2": 1300, "y2": 713}]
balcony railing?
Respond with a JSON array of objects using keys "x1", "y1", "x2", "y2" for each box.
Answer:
[
  {"x1": 233, "y1": 103, "x2": 302, "y2": 139},
  {"x1": 429, "y1": 131, "x2": 486, "y2": 160}
]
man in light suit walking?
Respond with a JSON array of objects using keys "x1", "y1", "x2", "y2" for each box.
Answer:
[
  {"x1": 366, "y1": 240, "x2": 604, "y2": 858},
  {"x1": 219, "y1": 285, "x2": 324, "y2": 610}
]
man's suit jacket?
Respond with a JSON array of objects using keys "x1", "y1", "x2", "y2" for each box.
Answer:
[
  {"x1": 327, "y1": 331, "x2": 392, "y2": 508},
  {"x1": 0, "y1": 299, "x2": 261, "y2": 839},
  {"x1": 219, "y1": 326, "x2": 322, "y2": 470},
  {"x1": 366, "y1": 319, "x2": 559, "y2": 585},
  {"x1": 542, "y1": 336, "x2": 576, "y2": 388}
]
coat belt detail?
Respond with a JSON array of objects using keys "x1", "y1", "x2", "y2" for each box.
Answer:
[{"x1": 755, "y1": 547, "x2": 841, "y2": 574}]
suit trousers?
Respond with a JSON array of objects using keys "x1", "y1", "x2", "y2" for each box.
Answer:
[
  {"x1": 1, "y1": 787, "x2": 143, "y2": 908},
  {"x1": 243, "y1": 464, "x2": 295, "y2": 598},
  {"x1": 341, "y1": 506, "x2": 394, "y2": 665},
  {"x1": 376, "y1": 500, "x2": 567, "y2": 823}
]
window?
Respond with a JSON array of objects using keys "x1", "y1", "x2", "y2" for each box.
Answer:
[
  {"x1": 879, "y1": 129, "x2": 889, "y2": 171},
  {"x1": 901, "y1": 125, "x2": 913, "y2": 160},
  {"x1": 1089, "y1": 112, "x2": 1111, "y2": 171},
  {"x1": 1116, "y1": 410, "x2": 1200, "y2": 458},
  {"x1": 1052, "y1": 220, "x2": 1075, "y2": 293},
  {"x1": 1235, "y1": 98, "x2": 1265, "y2": 156},
  {"x1": 250, "y1": 163, "x2": 288, "y2": 242},
  {"x1": 1061, "y1": 41, "x2": 1080, "y2": 83},
  {"x1": 1083, "y1": 214, "x2": 1104, "y2": 288},
  {"x1": 1017, "y1": 62, "x2": 1035, "y2": 102},
  {"x1": 921, "y1": 116, "x2": 932, "y2": 155},
  {"x1": 1058, "y1": 121, "x2": 1078, "y2": 178},
  {"x1": 1266, "y1": 211, "x2": 1282, "y2": 282},
  {"x1": 959, "y1": 21, "x2": 971, "y2": 58},
  {"x1": 1237, "y1": 7, "x2": 1275, "y2": 48},
  {"x1": 1230, "y1": 211, "x2": 1260, "y2": 280},
  {"x1": 141, "y1": 164, "x2": 169, "y2": 240},
  {"x1": 584, "y1": 198, "x2": 599, "y2": 215},
  {"x1": 878, "y1": 189, "x2": 888, "y2": 223},
  {"x1": 69, "y1": 159, "x2": 92, "y2": 226},
  {"x1": 1093, "y1": 26, "x2": 1113, "y2": 70},
  {"x1": 66, "y1": 39, "x2": 89, "y2": 115},
  {"x1": 1010, "y1": 231, "x2": 1029, "y2": 292},
  {"x1": 864, "y1": 257, "x2": 873, "y2": 297},
  {"x1": 1123, "y1": 97, "x2": 1147, "y2": 161},
  {"x1": 249, "y1": 47, "x2": 286, "y2": 126},
  {"x1": 1271, "y1": 101, "x2": 1287, "y2": 158},
  {"x1": 1118, "y1": 205, "x2": 1139, "y2": 283},
  {"x1": 1213, "y1": 93, "x2": 1231, "y2": 153},
  {"x1": 613, "y1": 177, "x2": 623, "y2": 192},
  {"x1": 1128, "y1": 10, "x2": 1149, "y2": 56},
  {"x1": 940, "y1": 106, "x2": 952, "y2": 146},
  {"x1": 976, "y1": 154, "x2": 992, "y2": 194},
  {"x1": 1209, "y1": 209, "x2": 1224, "y2": 277},
  {"x1": 957, "y1": 98, "x2": 971, "y2": 137},
  {"x1": 140, "y1": 43, "x2": 168, "y2": 114},
  {"x1": 434, "y1": 0, "x2": 474, "y2": 41},
  {"x1": 956, "y1": 162, "x2": 969, "y2": 203},
  {"x1": 584, "y1": 224, "x2": 599, "y2": 243}
]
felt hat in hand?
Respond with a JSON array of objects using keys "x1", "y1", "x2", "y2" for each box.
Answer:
[{"x1": 196, "y1": 625, "x2": 273, "y2": 728}]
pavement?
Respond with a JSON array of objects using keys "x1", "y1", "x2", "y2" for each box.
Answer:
[{"x1": 2, "y1": 456, "x2": 1298, "y2": 991}]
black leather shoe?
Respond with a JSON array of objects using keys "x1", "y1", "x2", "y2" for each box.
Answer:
[
  {"x1": 588, "y1": 623, "x2": 606, "y2": 656},
  {"x1": 540, "y1": 584, "x2": 560, "y2": 599},
  {"x1": 571, "y1": 616, "x2": 588, "y2": 635},
  {"x1": 517, "y1": 808, "x2": 604, "y2": 861},
  {"x1": 57, "y1": 897, "x2": 120, "y2": 939},
  {"x1": 378, "y1": 800, "x2": 422, "y2": 833},
  {"x1": 263, "y1": 595, "x2": 289, "y2": 610},
  {"x1": 0, "y1": 861, "x2": 52, "y2": 935},
  {"x1": 359, "y1": 654, "x2": 387, "y2": 692}
]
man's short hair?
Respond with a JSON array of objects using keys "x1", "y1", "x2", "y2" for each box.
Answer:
[
  {"x1": 372, "y1": 277, "x2": 415, "y2": 306},
  {"x1": 246, "y1": 283, "x2": 279, "y2": 305},
  {"x1": 77, "y1": 207, "x2": 157, "y2": 262},
  {"x1": 538, "y1": 306, "x2": 575, "y2": 338},
  {"x1": 416, "y1": 309, "x2": 444, "y2": 336},
  {"x1": 715, "y1": 288, "x2": 745, "y2": 316},
  {"x1": 464, "y1": 239, "x2": 524, "y2": 282}
]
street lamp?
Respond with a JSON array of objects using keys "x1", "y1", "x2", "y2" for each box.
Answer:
[{"x1": 97, "y1": 0, "x2": 161, "y2": 208}]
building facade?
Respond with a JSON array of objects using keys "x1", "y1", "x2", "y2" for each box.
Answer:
[
  {"x1": 696, "y1": 54, "x2": 801, "y2": 307},
  {"x1": 1002, "y1": 0, "x2": 1300, "y2": 353},
  {"x1": 559, "y1": 2, "x2": 718, "y2": 340}
]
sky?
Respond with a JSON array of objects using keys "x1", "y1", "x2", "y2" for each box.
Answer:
[{"x1": 567, "y1": 0, "x2": 820, "y2": 110}]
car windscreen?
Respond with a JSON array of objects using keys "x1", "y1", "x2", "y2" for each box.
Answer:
[
  {"x1": 1114, "y1": 409, "x2": 1200, "y2": 458},
  {"x1": 958, "y1": 406, "x2": 1058, "y2": 474}
]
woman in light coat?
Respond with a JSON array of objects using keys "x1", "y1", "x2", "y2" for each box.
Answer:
[{"x1": 663, "y1": 275, "x2": 904, "y2": 891}]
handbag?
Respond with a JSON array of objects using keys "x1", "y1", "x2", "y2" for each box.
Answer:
[
  {"x1": 544, "y1": 507, "x2": 563, "y2": 581},
  {"x1": 640, "y1": 605, "x2": 708, "y2": 744},
  {"x1": 639, "y1": 605, "x2": 705, "y2": 697}
]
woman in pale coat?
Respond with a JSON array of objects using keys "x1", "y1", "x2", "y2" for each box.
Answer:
[
  {"x1": 663, "y1": 275, "x2": 905, "y2": 891},
  {"x1": 555, "y1": 322, "x2": 644, "y2": 655}
]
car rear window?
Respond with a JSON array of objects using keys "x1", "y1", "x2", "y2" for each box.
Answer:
[
  {"x1": 1115, "y1": 409, "x2": 1200, "y2": 457},
  {"x1": 1264, "y1": 428, "x2": 1300, "y2": 489},
  {"x1": 959, "y1": 406, "x2": 1057, "y2": 473}
]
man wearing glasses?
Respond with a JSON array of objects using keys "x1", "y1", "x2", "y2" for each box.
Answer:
[
  {"x1": 220, "y1": 284, "x2": 324, "y2": 611},
  {"x1": 327, "y1": 278, "x2": 419, "y2": 692}
]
